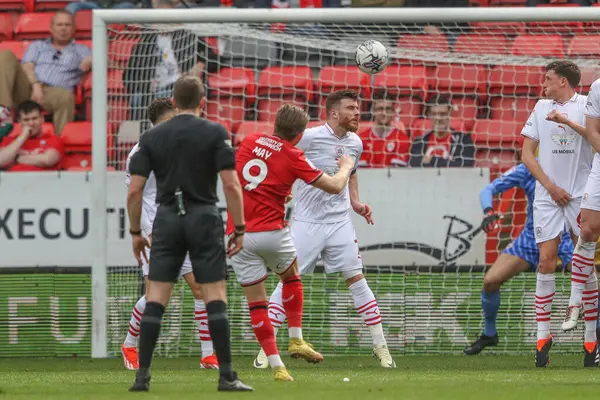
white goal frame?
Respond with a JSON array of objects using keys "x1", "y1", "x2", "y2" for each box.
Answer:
[{"x1": 90, "y1": 6, "x2": 600, "y2": 358}]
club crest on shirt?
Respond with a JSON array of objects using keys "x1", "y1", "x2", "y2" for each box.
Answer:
[
  {"x1": 335, "y1": 146, "x2": 344, "y2": 158},
  {"x1": 386, "y1": 141, "x2": 395, "y2": 153}
]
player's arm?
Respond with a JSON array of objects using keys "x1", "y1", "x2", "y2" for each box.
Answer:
[
  {"x1": 311, "y1": 155, "x2": 354, "y2": 194},
  {"x1": 127, "y1": 138, "x2": 151, "y2": 265},
  {"x1": 545, "y1": 109, "x2": 600, "y2": 150},
  {"x1": 583, "y1": 83, "x2": 600, "y2": 153},
  {"x1": 348, "y1": 172, "x2": 374, "y2": 224}
]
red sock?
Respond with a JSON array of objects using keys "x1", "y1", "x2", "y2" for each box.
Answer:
[
  {"x1": 248, "y1": 301, "x2": 279, "y2": 356},
  {"x1": 282, "y1": 275, "x2": 303, "y2": 329}
]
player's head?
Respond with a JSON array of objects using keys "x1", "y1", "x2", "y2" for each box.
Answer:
[
  {"x1": 543, "y1": 60, "x2": 581, "y2": 100},
  {"x1": 147, "y1": 97, "x2": 176, "y2": 126},
  {"x1": 325, "y1": 90, "x2": 360, "y2": 133},
  {"x1": 16, "y1": 100, "x2": 44, "y2": 137},
  {"x1": 426, "y1": 94, "x2": 452, "y2": 136},
  {"x1": 173, "y1": 76, "x2": 205, "y2": 115},
  {"x1": 371, "y1": 90, "x2": 396, "y2": 128},
  {"x1": 273, "y1": 104, "x2": 309, "y2": 145}
]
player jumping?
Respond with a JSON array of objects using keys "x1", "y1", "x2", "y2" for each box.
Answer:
[
  {"x1": 520, "y1": 61, "x2": 595, "y2": 367},
  {"x1": 122, "y1": 98, "x2": 218, "y2": 370},
  {"x1": 230, "y1": 104, "x2": 356, "y2": 381},
  {"x1": 254, "y1": 90, "x2": 396, "y2": 369},
  {"x1": 463, "y1": 163, "x2": 574, "y2": 356}
]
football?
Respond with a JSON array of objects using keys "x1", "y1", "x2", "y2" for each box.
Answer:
[{"x1": 354, "y1": 40, "x2": 388, "y2": 75}]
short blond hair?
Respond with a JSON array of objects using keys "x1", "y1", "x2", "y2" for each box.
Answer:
[{"x1": 274, "y1": 104, "x2": 309, "y2": 141}]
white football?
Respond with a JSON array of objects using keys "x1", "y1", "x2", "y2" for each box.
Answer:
[{"x1": 355, "y1": 40, "x2": 388, "y2": 75}]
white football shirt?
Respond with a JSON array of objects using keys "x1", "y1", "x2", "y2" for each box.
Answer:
[
  {"x1": 521, "y1": 93, "x2": 592, "y2": 201},
  {"x1": 126, "y1": 143, "x2": 158, "y2": 236},
  {"x1": 293, "y1": 123, "x2": 363, "y2": 223}
]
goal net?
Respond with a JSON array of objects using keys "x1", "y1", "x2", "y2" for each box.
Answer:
[{"x1": 89, "y1": 7, "x2": 600, "y2": 358}]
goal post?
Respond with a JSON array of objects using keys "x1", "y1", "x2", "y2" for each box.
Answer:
[{"x1": 89, "y1": 7, "x2": 600, "y2": 359}]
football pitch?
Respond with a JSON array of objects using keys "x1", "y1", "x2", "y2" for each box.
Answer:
[{"x1": 2, "y1": 355, "x2": 600, "y2": 400}]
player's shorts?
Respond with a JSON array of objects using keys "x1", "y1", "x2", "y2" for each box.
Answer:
[
  {"x1": 230, "y1": 227, "x2": 297, "y2": 286},
  {"x1": 149, "y1": 203, "x2": 227, "y2": 284},
  {"x1": 582, "y1": 156, "x2": 600, "y2": 212},
  {"x1": 533, "y1": 197, "x2": 581, "y2": 243},
  {"x1": 291, "y1": 218, "x2": 362, "y2": 275},
  {"x1": 141, "y1": 246, "x2": 193, "y2": 279},
  {"x1": 503, "y1": 227, "x2": 573, "y2": 271}
]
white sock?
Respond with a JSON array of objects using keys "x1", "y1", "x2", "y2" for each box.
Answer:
[
  {"x1": 267, "y1": 354, "x2": 284, "y2": 368},
  {"x1": 535, "y1": 273, "x2": 555, "y2": 341},
  {"x1": 194, "y1": 299, "x2": 214, "y2": 357},
  {"x1": 124, "y1": 295, "x2": 146, "y2": 348},
  {"x1": 349, "y1": 278, "x2": 386, "y2": 346},
  {"x1": 268, "y1": 282, "x2": 287, "y2": 339},
  {"x1": 583, "y1": 272, "x2": 599, "y2": 343},
  {"x1": 569, "y1": 239, "x2": 597, "y2": 306}
]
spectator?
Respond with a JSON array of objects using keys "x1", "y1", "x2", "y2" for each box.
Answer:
[
  {"x1": 0, "y1": 10, "x2": 91, "y2": 136},
  {"x1": 66, "y1": 0, "x2": 137, "y2": 14},
  {"x1": 123, "y1": 0, "x2": 220, "y2": 121},
  {"x1": 358, "y1": 91, "x2": 410, "y2": 168},
  {"x1": 0, "y1": 101, "x2": 64, "y2": 172},
  {"x1": 409, "y1": 94, "x2": 475, "y2": 168}
]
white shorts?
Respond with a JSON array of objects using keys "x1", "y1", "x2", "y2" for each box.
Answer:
[
  {"x1": 230, "y1": 227, "x2": 297, "y2": 286},
  {"x1": 291, "y1": 218, "x2": 363, "y2": 275},
  {"x1": 141, "y1": 247, "x2": 193, "y2": 279},
  {"x1": 533, "y1": 198, "x2": 581, "y2": 243},
  {"x1": 582, "y1": 156, "x2": 600, "y2": 212}
]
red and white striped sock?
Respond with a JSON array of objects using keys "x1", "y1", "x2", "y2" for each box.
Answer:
[
  {"x1": 569, "y1": 239, "x2": 596, "y2": 307},
  {"x1": 249, "y1": 300, "x2": 284, "y2": 368},
  {"x1": 282, "y1": 274, "x2": 304, "y2": 340},
  {"x1": 195, "y1": 299, "x2": 214, "y2": 358},
  {"x1": 583, "y1": 272, "x2": 599, "y2": 343},
  {"x1": 535, "y1": 273, "x2": 555, "y2": 341},
  {"x1": 268, "y1": 282, "x2": 287, "y2": 339},
  {"x1": 124, "y1": 295, "x2": 146, "y2": 348},
  {"x1": 349, "y1": 278, "x2": 386, "y2": 346}
]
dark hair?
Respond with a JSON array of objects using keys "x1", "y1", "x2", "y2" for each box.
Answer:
[
  {"x1": 173, "y1": 76, "x2": 205, "y2": 110},
  {"x1": 17, "y1": 100, "x2": 43, "y2": 117},
  {"x1": 147, "y1": 97, "x2": 175, "y2": 125},
  {"x1": 274, "y1": 104, "x2": 309, "y2": 141},
  {"x1": 546, "y1": 60, "x2": 581, "y2": 88},
  {"x1": 325, "y1": 90, "x2": 359, "y2": 115},
  {"x1": 372, "y1": 89, "x2": 395, "y2": 103},
  {"x1": 425, "y1": 93, "x2": 452, "y2": 115}
]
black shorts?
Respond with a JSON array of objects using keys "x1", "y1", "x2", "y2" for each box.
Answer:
[{"x1": 149, "y1": 203, "x2": 227, "y2": 284}]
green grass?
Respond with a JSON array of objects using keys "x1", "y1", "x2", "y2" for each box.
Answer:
[{"x1": 1, "y1": 355, "x2": 600, "y2": 400}]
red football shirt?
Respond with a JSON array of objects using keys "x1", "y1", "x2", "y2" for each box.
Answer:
[
  {"x1": 425, "y1": 133, "x2": 452, "y2": 160},
  {"x1": 1, "y1": 129, "x2": 64, "y2": 172},
  {"x1": 227, "y1": 133, "x2": 323, "y2": 233},
  {"x1": 358, "y1": 126, "x2": 410, "y2": 167}
]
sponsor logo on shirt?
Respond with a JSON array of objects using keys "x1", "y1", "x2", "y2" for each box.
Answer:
[{"x1": 550, "y1": 132, "x2": 576, "y2": 154}]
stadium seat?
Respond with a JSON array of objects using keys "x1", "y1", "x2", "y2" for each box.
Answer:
[
  {"x1": 256, "y1": 66, "x2": 314, "y2": 122},
  {"x1": 84, "y1": 70, "x2": 126, "y2": 100},
  {"x1": 568, "y1": 35, "x2": 600, "y2": 59},
  {"x1": 62, "y1": 153, "x2": 92, "y2": 170},
  {"x1": 511, "y1": 34, "x2": 565, "y2": 58},
  {"x1": 206, "y1": 68, "x2": 255, "y2": 132},
  {"x1": 409, "y1": 118, "x2": 466, "y2": 139},
  {"x1": 471, "y1": 21, "x2": 526, "y2": 36},
  {"x1": 107, "y1": 98, "x2": 130, "y2": 128},
  {"x1": 0, "y1": 40, "x2": 30, "y2": 60},
  {"x1": 14, "y1": 12, "x2": 53, "y2": 40},
  {"x1": 35, "y1": 0, "x2": 71, "y2": 11},
  {"x1": 430, "y1": 64, "x2": 487, "y2": 131},
  {"x1": 0, "y1": 0, "x2": 27, "y2": 12},
  {"x1": 472, "y1": 119, "x2": 523, "y2": 150},
  {"x1": 74, "y1": 10, "x2": 92, "y2": 40},
  {"x1": 234, "y1": 121, "x2": 273, "y2": 147},
  {"x1": 453, "y1": 34, "x2": 510, "y2": 56},
  {"x1": 488, "y1": 65, "x2": 543, "y2": 121},
  {"x1": 0, "y1": 13, "x2": 13, "y2": 40},
  {"x1": 108, "y1": 38, "x2": 137, "y2": 69},
  {"x1": 373, "y1": 66, "x2": 428, "y2": 126},
  {"x1": 61, "y1": 121, "x2": 92, "y2": 152},
  {"x1": 527, "y1": 4, "x2": 583, "y2": 35},
  {"x1": 317, "y1": 66, "x2": 371, "y2": 120},
  {"x1": 397, "y1": 34, "x2": 449, "y2": 54},
  {"x1": 578, "y1": 67, "x2": 599, "y2": 95}
]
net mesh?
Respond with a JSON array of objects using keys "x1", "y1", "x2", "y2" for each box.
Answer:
[{"x1": 98, "y1": 20, "x2": 598, "y2": 358}]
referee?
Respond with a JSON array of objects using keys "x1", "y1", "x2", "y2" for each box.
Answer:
[{"x1": 127, "y1": 76, "x2": 252, "y2": 392}]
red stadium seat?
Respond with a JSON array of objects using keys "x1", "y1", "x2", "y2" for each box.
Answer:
[
  {"x1": 62, "y1": 153, "x2": 92, "y2": 170},
  {"x1": 0, "y1": 13, "x2": 13, "y2": 40},
  {"x1": 234, "y1": 121, "x2": 273, "y2": 147},
  {"x1": 206, "y1": 68, "x2": 255, "y2": 132},
  {"x1": 409, "y1": 118, "x2": 466, "y2": 139},
  {"x1": 61, "y1": 121, "x2": 92, "y2": 152},
  {"x1": 257, "y1": 66, "x2": 314, "y2": 122},
  {"x1": 107, "y1": 98, "x2": 130, "y2": 127},
  {"x1": 488, "y1": 65, "x2": 543, "y2": 121},
  {"x1": 0, "y1": 40, "x2": 30, "y2": 60},
  {"x1": 84, "y1": 70, "x2": 126, "y2": 100},
  {"x1": 108, "y1": 38, "x2": 137, "y2": 69},
  {"x1": 0, "y1": 0, "x2": 27, "y2": 11},
  {"x1": 453, "y1": 34, "x2": 510, "y2": 56},
  {"x1": 472, "y1": 119, "x2": 523, "y2": 150},
  {"x1": 568, "y1": 35, "x2": 600, "y2": 59},
  {"x1": 511, "y1": 34, "x2": 565, "y2": 58},
  {"x1": 317, "y1": 66, "x2": 371, "y2": 120},
  {"x1": 471, "y1": 21, "x2": 525, "y2": 36},
  {"x1": 397, "y1": 34, "x2": 449, "y2": 53},
  {"x1": 373, "y1": 66, "x2": 428, "y2": 126},
  {"x1": 74, "y1": 10, "x2": 92, "y2": 40},
  {"x1": 490, "y1": 97, "x2": 537, "y2": 123},
  {"x1": 527, "y1": 4, "x2": 583, "y2": 35},
  {"x1": 14, "y1": 12, "x2": 53, "y2": 40}
]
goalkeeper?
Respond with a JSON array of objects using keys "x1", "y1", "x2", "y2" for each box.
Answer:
[{"x1": 464, "y1": 162, "x2": 574, "y2": 355}]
